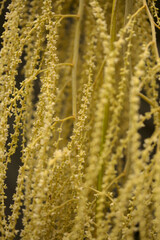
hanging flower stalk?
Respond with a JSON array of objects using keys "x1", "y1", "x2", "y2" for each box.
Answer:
[{"x1": 0, "y1": 0, "x2": 160, "y2": 239}]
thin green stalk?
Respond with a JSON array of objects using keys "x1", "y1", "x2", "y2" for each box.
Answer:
[
  {"x1": 110, "y1": 0, "x2": 118, "y2": 50},
  {"x1": 97, "y1": 104, "x2": 109, "y2": 191},
  {"x1": 143, "y1": 0, "x2": 159, "y2": 60},
  {"x1": 72, "y1": 0, "x2": 84, "y2": 119},
  {"x1": 124, "y1": 0, "x2": 134, "y2": 179},
  {"x1": 138, "y1": 92, "x2": 156, "y2": 108},
  {"x1": 96, "y1": 1, "x2": 119, "y2": 230},
  {"x1": 97, "y1": 0, "x2": 118, "y2": 191}
]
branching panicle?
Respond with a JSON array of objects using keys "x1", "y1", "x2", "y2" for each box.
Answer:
[{"x1": 0, "y1": 0, "x2": 160, "y2": 239}]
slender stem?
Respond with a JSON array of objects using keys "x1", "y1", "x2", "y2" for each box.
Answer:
[
  {"x1": 124, "y1": 0, "x2": 133, "y2": 24},
  {"x1": 124, "y1": 0, "x2": 134, "y2": 180},
  {"x1": 143, "y1": 0, "x2": 159, "y2": 60},
  {"x1": 93, "y1": 59, "x2": 105, "y2": 88},
  {"x1": 110, "y1": 0, "x2": 118, "y2": 50},
  {"x1": 97, "y1": 0, "x2": 119, "y2": 192},
  {"x1": 96, "y1": 1, "x2": 119, "y2": 222},
  {"x1": 97, "y1": 0, "x2": 119, "y2": 193},
  {"x1": 72, "y1": 0, "x2": 84, "y2": 119},
  {"x1": 106, "y1": 172, "x2": 125, "y2": 190},
  {"x1": 54, "y1": 14, "x2": 79, "y2": 18},
  {"x1": 97, "y1": 103, "x2": 109, "y2": 191},
  {"x1": 89, "y1": 187, "x2": 113, "y2": 202},
  {"x1": 56, "y1": 63, "x2": 73, "y2": 68},
  {"x1": 54, "y1": 115, "x2": 75, "y2": 122},
  {"x1": 130, "y1": 5, "x2": 145, "y2": 19},
  {"x1": 154, "y1": 21, "x2": 160, "y2": 30},
  {"x1": 138, "y1": 92, "x2": 156, "y2": 108},
  {"x1": 52, "y1": 198, "x2": 78, "y2": 211}
]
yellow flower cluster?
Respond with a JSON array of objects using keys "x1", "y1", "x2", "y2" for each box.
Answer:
[{"x1": 0, "y1": 0, "x2": 160, "y2": 239}]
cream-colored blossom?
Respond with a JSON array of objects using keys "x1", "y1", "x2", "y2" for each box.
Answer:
[{"x1": 0, "y1": 0, "x2": 160, "y2": 239}]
